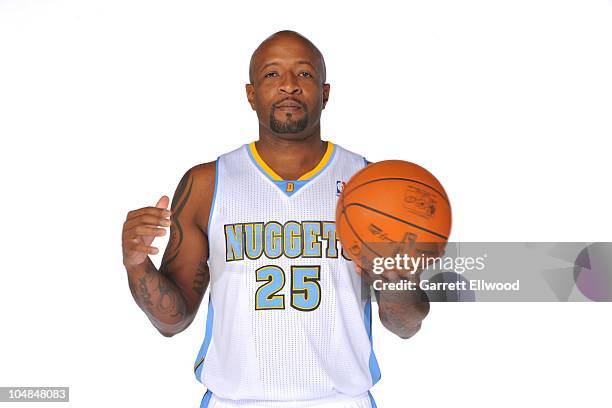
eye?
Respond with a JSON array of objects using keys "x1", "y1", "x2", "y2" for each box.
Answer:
[
  {"x1": 264, "y1": 72, "x2": 278, "y2": 78},
  {"x1": 299, "y1": 71, "x2": 313, "y2": 78}
]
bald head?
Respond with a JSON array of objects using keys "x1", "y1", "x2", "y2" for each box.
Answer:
[{"x1": 249, "y1": 30, "x2": 326, "y2": 84}]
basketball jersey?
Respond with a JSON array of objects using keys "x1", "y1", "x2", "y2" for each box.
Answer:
[{"x1": 193, "y1": 141, "x2": 381, "y2": 405}]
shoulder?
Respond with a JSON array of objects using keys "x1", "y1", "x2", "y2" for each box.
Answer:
[
  {"x1": 174, "y1": 161, "x2": 216, "y2": 199},
  {"x1": 190, "y1": 161, "x2": 216, "y2": 187}
]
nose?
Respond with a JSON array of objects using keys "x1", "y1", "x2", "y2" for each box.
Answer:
[{"x1": 279, "y1": 73, "x2": 301, "y2": 95}]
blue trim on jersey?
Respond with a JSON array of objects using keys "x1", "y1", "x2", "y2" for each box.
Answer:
[
  {"x1": 194, "y1": 295, "x2": 215, "y2": 381},
  {"x1": 364, "y1": 299, "x2": 382, "y2": 385},
  {"x1": 200, "y1": 390, "x2": 212, "y2": 408},
  {"x1": 270, "y1": 179, "x2": 309, "y2": 197},
  {"x1": 245, "y1": 143, "x2": 337, "y2": 197},
  {"x1": 207, "y1": 158, "x2": 219, "y2": 236},
  {"x1": 368, "y1": 391, "x2": 377, "y2": 408},
  {"x1": 246, "y1": 145, "x2": 273, "y2": 181},
  {"x1": 199, "y1": 158, "x2": 218, "y2": 382},
  {"x1": 314, "y1": 143, "x2": 337, "y2": 178}
]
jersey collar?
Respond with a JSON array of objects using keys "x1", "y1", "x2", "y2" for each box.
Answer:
[{"x1": 246, "y1": 141, "x2": 336, "y2": 197}]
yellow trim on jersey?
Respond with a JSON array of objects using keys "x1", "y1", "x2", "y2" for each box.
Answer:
[
  {"x1": 298, "y1": 141, "x2": 334, "y2": 181},
  {"x1": 248, "y1": 141, "x2": 335, "y2": 181},
  {"x1": 248, "y1": 142, "x2": 283, "y2": 181}
]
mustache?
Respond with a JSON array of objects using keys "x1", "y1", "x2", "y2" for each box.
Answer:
[{"x1": 272, "y1": 98, "x2": 307, "y2": 110}]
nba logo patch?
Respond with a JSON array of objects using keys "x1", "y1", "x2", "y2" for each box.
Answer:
[{"x1": 336, "y1": 180, "x2": 346, "y2": 196}]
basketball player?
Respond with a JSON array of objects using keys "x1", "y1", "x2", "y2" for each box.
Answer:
[{"x1": 121, "y1": 30, "x2": 430, "y2": 408}]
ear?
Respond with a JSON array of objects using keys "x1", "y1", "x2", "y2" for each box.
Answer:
[
  {"x1": 245, "y1": 83, "x2": 256, "y2": 111},
  {"x1": 322, "y1": 83, "x2": 331, "y2": 110}
]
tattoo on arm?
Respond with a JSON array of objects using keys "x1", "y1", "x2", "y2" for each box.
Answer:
[
  {"x1": 132, "y1": 269, "x2": 187, "y2": 321},
  {"x1": 128, "y1": 256, "x2": 188, "y2": 322},
  {"x1": 375, "y1": 284, "x2": 429, "y2": 338},
  {"x1": 156, "y1": 275, "x2": 186, "y2": 319},
  {"x1": 163, "y1": 169, "x2": 194, "y2": 269},
  {"x1": 138, "y1": 276, "x2": 154, "y2": 313},
  {"x1": 128, "y1": 169, "x2": 205, "y2": 331},
  {"x1": 152, "y1": 170, "x2": 195, "y2": 320},
  {"x1": 192, "y1": 258, "x2": 210, "y2": 296}
]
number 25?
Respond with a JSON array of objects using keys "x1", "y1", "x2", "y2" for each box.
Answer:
[{"x1": 255, "y1": 265, "x2": 321, "y2": 311}]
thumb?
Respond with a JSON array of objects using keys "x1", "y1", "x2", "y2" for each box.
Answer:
[{"x1": 155, "y1": 195, "x2": 170, "y2": 210}]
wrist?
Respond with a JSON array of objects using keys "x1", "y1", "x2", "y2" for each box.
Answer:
[{"x1": 124, "y1": 257, "x2": 153, "y2": 275}]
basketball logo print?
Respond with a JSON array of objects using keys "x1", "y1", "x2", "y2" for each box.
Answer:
[{"x1": 403, "y1": 186, "x2": 436, "y2": 219}]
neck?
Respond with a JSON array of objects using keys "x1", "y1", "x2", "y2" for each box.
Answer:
[{"x1": 255, "y1": 124, "x2": 327, "y2": 180}]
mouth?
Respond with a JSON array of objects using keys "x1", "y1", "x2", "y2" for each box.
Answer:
[
  {"x1": 276, "y1": 106, "x2": 302, "y2": 113},
  {"x1": 274, "y1": 99, "x2": 304, "y2": 111}
]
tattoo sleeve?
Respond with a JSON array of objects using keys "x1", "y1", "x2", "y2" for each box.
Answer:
[
  {"x1": 192, "y1": 258, "x2": 210, "y2": 297},
  {"x1": 374, "y1": 276, "x2": 430, "y2": 339},
  {"x1": 126, "y1": 169, "x2": 204, "y2": 336},
  {"x1": 126, "y1": 257, "x2": 188, "y2": 335}
]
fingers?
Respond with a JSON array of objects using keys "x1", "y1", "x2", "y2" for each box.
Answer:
[
  {"x1": 126, "y1": 206, "x2": 172, "y2": 221},
  {"x1": 124, "y1": 225, "x2": 167, "y2": 239},
  {"x1": 122, "y1": 200, "x2": 171, "y2": 264},
  {"x1": 358, "y1": 264, "x2": 412, "y2": 284},
  {"x1": 122, "y1": 226, "x2": 166, "y2": 257},
  {"x1": 355, "y1": 266, "x2": 380, "y2": 285},
  {"x1": 124, "y1": 213, "x2": 171, "y2": 230},
  {"x1": 155, "y1": 195, "x2": 170, "y2": 210},
  {"x1": 124, "y1": 241, "x2": 160, "y2": 255}
]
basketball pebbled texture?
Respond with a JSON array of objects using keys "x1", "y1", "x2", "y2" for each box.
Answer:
[{"x1": 336, "y1": 160, "x2": 452, "y2": 270}]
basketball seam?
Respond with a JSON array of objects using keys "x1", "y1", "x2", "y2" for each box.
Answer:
[
  {"x1": 341, "y1": 204, "x2": 386, "y2": 262},
  {"x1": 343, "y1": 177, "x2": 450, "y2": 205},
  {"x1": 338, "y1": 187, "x2": 384, "y2": 262},
  {"x1": 344, "y1": 202, "x2": 449, "y2": 240}
]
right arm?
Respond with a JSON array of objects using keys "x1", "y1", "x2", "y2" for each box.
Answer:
[{"x1": 121, "y1": 162, "x2": 216, "y2": 337}]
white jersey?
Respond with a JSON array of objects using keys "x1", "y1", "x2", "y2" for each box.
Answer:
[{"x1": 194, "y1": 141, "x2": 380, "y2": 407}]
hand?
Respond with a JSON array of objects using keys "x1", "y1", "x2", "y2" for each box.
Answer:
[
  {"x1": 122, "y1": 196, "x2": 172, "y2": 267},
  {"x1": 357, "y1": 242, "x2": 446, "y2": 285},
  {"x1": 357, "y1": 264, "x2": 416, "y2": 287}
]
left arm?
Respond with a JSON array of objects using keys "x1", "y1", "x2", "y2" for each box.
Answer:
[{"x1": 358, "y1": 159, "x2": 431, "y2": 338}]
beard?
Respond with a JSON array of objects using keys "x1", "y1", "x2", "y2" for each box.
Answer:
[{"x1": 269, "y1": 108, "x2": 309, "y2": 134}]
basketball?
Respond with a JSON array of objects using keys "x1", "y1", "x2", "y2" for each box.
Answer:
[{"x1": 336, "y1": 160, "x2": 452, "y2": 271}]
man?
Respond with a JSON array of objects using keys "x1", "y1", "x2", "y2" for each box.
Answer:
[{"x1": 122, "y1": 30, "x2": 429, "y2": 408}]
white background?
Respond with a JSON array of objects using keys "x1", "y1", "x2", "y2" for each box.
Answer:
[{"x1": 1, "y1": 0, "x2": 611, "y2": 407}]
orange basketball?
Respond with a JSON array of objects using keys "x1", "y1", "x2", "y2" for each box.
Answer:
[{"x1": 336, "y1": 160, "x2": 452, "y2": 271}]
